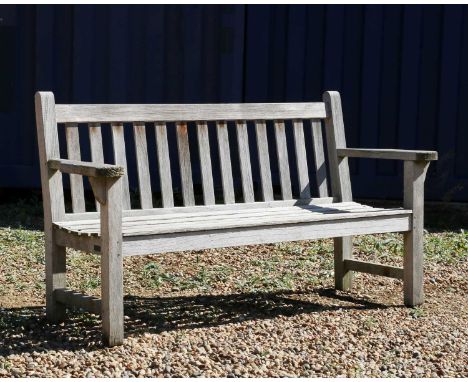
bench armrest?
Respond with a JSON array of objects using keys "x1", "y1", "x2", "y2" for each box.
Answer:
[
  {"x1": 337, "y1": 148, "x2": 438, "y2": 161},
  {"x1": 48, "y1": 159, "x2": 125, "y2": 178}
]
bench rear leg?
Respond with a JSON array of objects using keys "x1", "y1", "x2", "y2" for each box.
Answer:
[
  {"x1": 334, "y1": 236, "x2": 353, "y2": 291},
  {"x1": 46, "y1": 241, "x2": 67, "y2": 322}
]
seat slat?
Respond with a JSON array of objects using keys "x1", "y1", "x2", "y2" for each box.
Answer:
[
  {"x1": 155, "y1": 123, "x2": 174, "y2": 208},
  {"x1": 293, "y1": 120, "x2": 311, "y2": 198},
  {"x1": 111, "y1": 123, "x2": 131, "y2": 209},
  {"x1": 236, "y1": 121, "x2": 255, "y2": 203},
  {"x1": 88, "y1": 123, "x2": 104, "y2": 211},
  {"x1": 196, "y1": 122, "x2": 215, "y2": 205},
  {"x1": 176, "y1": 122, "x2": 195, "y2": 206},
  {"x1": 274, "y1": 120, "x2": 292, "y2": 200},
  {"x1": 65, "y1": 123, "x2": 85, "y2": 213},
  {"x1": 217, "y1": 121, "x2": 235, "y2": 204},
  {"x1": 255, "y1": 120, "x2": 273, "y2": 201},
  {"x1": 311, "y1": 120, "x2": 329, "y2": 197},
  {"x1": 133, "y1": 123, "x2": 153, "y2": 209}
]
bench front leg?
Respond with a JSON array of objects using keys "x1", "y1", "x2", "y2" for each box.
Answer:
[
  {"x1": 46, "y1": 239, "x2": 67, "y2": 322},
  {"x1": 403, "y1": 160, "x2": 429, "y2": 306},
  {"x1": 91, "y1": 176, "x2": 124, "y2": 346}
]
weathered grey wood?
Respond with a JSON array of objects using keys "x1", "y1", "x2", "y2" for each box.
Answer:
[
  {"x1": 323, "y1": 91, "x2": 354, "y2": 292},
  {"x1": 65, "y1": 124, "x2": 86, "y2": 213},
  {"x1": 122, "y1": 216, "x2": 411, "y2": 256},
  {"x1": 54, "y1": 228, "x2": 101, "y2": 254},
  {"x1": 216, "y1": 121, "x2": 235, "y2": 204},
  {"x1": 133, "y1": 123, "x2": 153, "y2": 209},
  {"x1": 98, "y1": 177, "x2": 124, "y2": 346},
  {"x1": 54, "y1": 288, "x2": 102, "y2": 315},
  {"x1": 236, "y1": 121, "x2": 255, "y2": 203},
  {"x1": 111, "y1": 123, "x2": 131, "y2": 210},
  {"x1": 176, "y1": 122, "x2": 195, "y2": 206},
  {"x1": 293, "y1": 120, "x2": 311, "y2": 198},
  {"x1": 337, "y1": 148, "x2": 438, "y2": 162},
  {"x1": 155, "y1": 123, "x2": 174, "y2": 208},
  {"x1": 274, "y1": 120, "x2": 292, "y2": 200},
  {"x1": 88, "y1": 123, "x2": 105, "y2": 211},
  {"x1": 403, "y1": 160, "x2": 429, "y2": 306},
  {"x1": 255, "y1": 120, "x2": 274, "y2": 201},
  {"x1": 311, "y1": 120, "x2": 329, "y2": 197},
  {"x1": 35, "y1": 92, "x2": 66, "y2": 322},
  {"x1": 343, "y1": 259, "x2": 404, "y2": 279},
  {"x1": 48, "y1": 159, "x2": 124, "y2": 178},
  {"x1": 196, "y1": 122, "x2": 215, "y2": 205},
  {"x1": 56, "y1": 102, "x2": 327, "y2": 123}
]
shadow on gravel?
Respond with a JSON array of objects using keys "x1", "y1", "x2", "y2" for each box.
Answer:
[{"x1": 0, "y1": 288, "x2": 394, "y2": 355}]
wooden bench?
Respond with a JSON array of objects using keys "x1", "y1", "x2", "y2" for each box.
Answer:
[{"x1": 35, "y1": 91, "x2": 437, "y2": 346}]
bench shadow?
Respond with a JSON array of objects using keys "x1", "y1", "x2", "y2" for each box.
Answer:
[{"x1": 0, "y1": 288, "x2": 395, "y2": 355}]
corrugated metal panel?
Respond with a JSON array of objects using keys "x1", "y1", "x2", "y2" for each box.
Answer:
[{"x1": 0, "y1": 4, "x2": 466, "y2": 201}]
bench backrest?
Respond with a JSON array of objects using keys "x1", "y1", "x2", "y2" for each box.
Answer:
[{"x1": 35, "y1": 91, "x2": 352, "y2": 222}]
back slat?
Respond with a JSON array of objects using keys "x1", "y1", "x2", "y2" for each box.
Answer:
[
  {"x1": 55, "y1": 102, "x2": 327, "y2": 123},
  {"x1": 88, "y1": 123, "x2": 104, "y2": 210},
  {"x1": 216, "y1": 121, "x2": 235, "y2": 204},
  {"x1": 133, "y1": 123, "x2": 153, "y2": 209},
  {"x1": 274, "y1": 120, "x2": 292, "y2": 200},
  {"x1": 65, "y1": 123, "x2": 85, "y2": 212},
  {"x1": 255, "y1": 120, "x2": 274, "y2": 201},
  {"x1": 311, "y1": 120, "x2": 329, "y2": 197},
  {"x1": 155, "y1": 123, "x2": 174, "y2": 207},
  {"x1": 176, "y1": 122, "x2": 195, "y2": 206},
  {"x1": 236, "y1": 121, "x2": 255, "y2": 203},
  {"x1": 111, "y1": 123, "x2": 131, "y2": 209},
  {"x1": 293, "y1": 120, "x2": 311, "y2": 198},
  {"x1": 196, "y1": 122, "x2": 215, "y2": 205}
]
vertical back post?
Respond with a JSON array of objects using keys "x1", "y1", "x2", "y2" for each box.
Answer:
[
  {"x1": 323, "y1": 91, "x2": 353, "y2": 291},
  {"x1": 35, "y1": 91, "x2": 66, "y2": 321}
]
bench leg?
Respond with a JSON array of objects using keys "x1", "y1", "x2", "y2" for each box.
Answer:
[
  {"x1": 45, "y1": 240, "x2": 67, "y2": 322},
  {"x1": 334, "y1": 236, "x2": 353, "y2": 291},
  {"x1": 99, "y1": 177, "x2": 124, "y2": 346}
]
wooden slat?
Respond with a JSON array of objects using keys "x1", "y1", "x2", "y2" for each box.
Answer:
[
  {"x1": 55, "y1": 102, "x2": 327, "y2": 123},
  {"x1": 88, "y1": 123, "x2": 105, "y2": 211},
  {"x1": 196, "y1": 122, "x2": 215, "y2": 205},
  {"x1": 133, "y1": 123, "x2": 153, "y2": 209},
  {"x1": 236, "y1": 121, "x2": 255, "y2": 203},
  {"x1": 337, "y1": 148, "x2": 438, "y2": 161},
  {"x1": 176, "y1": 122, "x2": 195, "y2": 206},
  {"x1": 311, "y1": 120, "x2": 329, "y2": 197},
  {"x1": 217, "y1": 121, "x2": 235, "y2": 204},
  {"x1": 54, "y1": 288, "x2": 102, "y2": 315},
  {"x1": 155, "y1": 123, "x2": 174, "y2": 208},
  {"x1": 293, "y1": 120, "x2": 311, "y2": 198},
  {"x1": 65, "y1": 123, "x2": 86, "y2": 213},
  {"x1": 343, "y1": 259, "x2": 404, "y2": 279},
  {"x1": 255, "y1": 120, "x2": 273, "y2": 201},
  {"x1": 111, "y1": 123, "x2": 131, "y2": 209},
  {"x1": 274, "y1": 120, "x2": 292, "y2": 200}
]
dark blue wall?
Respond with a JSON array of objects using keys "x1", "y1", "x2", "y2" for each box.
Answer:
[{"x1": 0, "y1": 5, "x2": 467, "y2": 202}]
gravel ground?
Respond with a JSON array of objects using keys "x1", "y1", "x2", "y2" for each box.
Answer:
[{"x1": 0, "y1": 224, "x2": 467, "y2": 377}]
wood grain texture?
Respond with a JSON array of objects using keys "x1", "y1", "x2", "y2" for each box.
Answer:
[
  {"x1": 311, "y1": 120, "x2": 329, "y2": 197},
  {"x1": 48, "y1": 159, "x2": 124, "y2": 178},
  {"x1": 88, "y1": 123, "x2": 105, "y2": 210},
  {"x1": 274, "y1": 120, "x2": 292, "y2": 200},
  {"x1": 133, "y1": 123, "x2": 153, "y2": 209},
  {"x1": 35, "y1": 92, "x2": 66, "y2": 322},
  {"x1": 56, "y1": 102, "x2": 327, "y2": 123},
  {"x1": 196, "y1": 122, "x2": 215, "y2": 205},
  {"x1": 255, "y1": 121, "x2": 273, "y2": 201},
  {"x1": 343, "y1": 259, "x2": 403, "y2": 279},
  {"x1": 155, "y1": 123, "x2": 174, "y2": 207},
  {"x1": 236, "y1": 121, "x2": 255, "y2": 203},
  {"x1": 176, "y1": 122, "x2": 195, "y2": 206},
  {"x1": 217, "y1": 121, "x2": 235, "y2": 204},
  {"x1": 337, "y1": 148, "x2": 438, "y2": 161},
  {"x1": 111, "y1": 123, "x2": 131, "y2": 210},
  {"x1": 65, "y1": 124, "x2": 86, "y2": 213},
  {"x1": 293, "y1": 120, "x2": 311, "y2": 198}
]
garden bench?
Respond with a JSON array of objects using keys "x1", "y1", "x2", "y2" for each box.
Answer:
[{"x1": 35, "y1": 91, "x2": 437, "y2": 346}]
